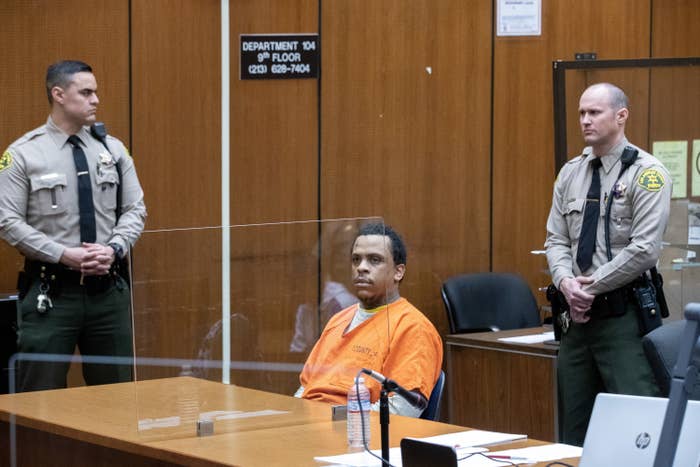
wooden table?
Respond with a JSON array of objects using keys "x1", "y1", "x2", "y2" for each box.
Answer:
[
  {"x1": 0, "y1": 376, "x2": 577, "y2": 466},
  {"x1": 446, "y1": 327, "x2": 559, "y2": 442}
]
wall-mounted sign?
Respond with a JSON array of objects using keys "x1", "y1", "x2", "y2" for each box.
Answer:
[
  {"x1": 497, "y1": 0, "x2": 541, "y2": 37},
  {"x1": 654, "y1": 140, "x2": 688, "y2": 199},
  {"x1": 240, "y1": 34, "x2": 319, "y2": 80}
]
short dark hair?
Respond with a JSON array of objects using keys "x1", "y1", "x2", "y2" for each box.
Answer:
[
  {"x1": 45, "y1": 60, "x2": 92, "y2": 104},
  {"x1": 354, "y1": 222, "x2": 407, "y2": 266}
]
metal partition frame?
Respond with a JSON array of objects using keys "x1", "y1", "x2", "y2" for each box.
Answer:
[{"x1": 551, "y1": 57, "x2": 700, "y2": 175}]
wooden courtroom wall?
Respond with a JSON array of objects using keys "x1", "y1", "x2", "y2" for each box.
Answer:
[
  {"x1": 1, "y1": 1, "x2": 698, "y2": 397},
  {"x1": 228, "y1": 0, "x2": 319, "y2": 393},
  {"x1": 492, "y1": 0, "x2": 653, "y2": 303},
  {"x1": 129, "y1": 0, "x2": 223, "y2": 380},
  {"x1": 650, "y1": 0, "x2": 700, "y2": 183},
  {"x1": 321, "y1": 0, "x2": 493, "y2": 337},
  {"x1": 0, "y1": 0, "x2": 130, "y2": 292}
]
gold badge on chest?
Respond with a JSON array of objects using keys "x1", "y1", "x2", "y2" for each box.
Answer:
[
  {"x1": 98, "y1": 151, "x2": 113, "y2": 165},
  {"x1": 612, "y1": 180, "x2": 627, "y2": 198}
]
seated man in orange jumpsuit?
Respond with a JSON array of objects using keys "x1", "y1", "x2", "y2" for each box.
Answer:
[{"x1": 294, "y1": 223, "x2": 443, "y2": 417}]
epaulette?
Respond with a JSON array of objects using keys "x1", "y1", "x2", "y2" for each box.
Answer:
[
  {"x1": 564, "y1": 153, "x2": 586, "y2": 166},
  {"x1": 11, "y1": 126, "x2": 47, "y2": 149}
]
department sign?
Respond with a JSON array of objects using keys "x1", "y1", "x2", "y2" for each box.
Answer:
[{"x1": 240, "y1": 34, "x2": 319, "y2": 80}]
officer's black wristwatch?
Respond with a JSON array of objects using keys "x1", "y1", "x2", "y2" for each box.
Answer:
[{"x1": 109, "y1": 243, "x2": 124, "y2": 260}]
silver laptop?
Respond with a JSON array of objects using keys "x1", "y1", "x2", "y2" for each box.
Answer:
[{"x1": 580, "y1": 393, "x2": 700, "y2": 467}]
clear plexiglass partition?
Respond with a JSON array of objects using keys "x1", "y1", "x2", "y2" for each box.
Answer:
[
  {"x1": 128, "y1": 217, "x2": 385, "y2": 441},
  {"x1": 660, "y1": 199, "x2": 700, "y2": 316},
  {"x1": 5, "y1": 217, "x2": 393, "y2": 449}
]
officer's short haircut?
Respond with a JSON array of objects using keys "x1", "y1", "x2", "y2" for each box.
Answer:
[
  {"x1": 46, "y1": 60, "x2": 93, "y2": 104},
  {"x1": 353, "y1": 222, "x2": 407, "y2": 266},
  {"x1": 595, "y1": 82, "x2": 629, "y2": 111}
]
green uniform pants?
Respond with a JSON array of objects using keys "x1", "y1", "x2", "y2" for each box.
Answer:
[
  {"x1": 16, "y1": 276, "x2": 133, "y2": 392},
  {"x1": 557, "y1": 303, "x2": 660, "y2": 446}
]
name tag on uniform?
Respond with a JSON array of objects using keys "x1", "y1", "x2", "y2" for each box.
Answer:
[{"x1": 39, "y1": 173, "x2": 61, "y2": 181}]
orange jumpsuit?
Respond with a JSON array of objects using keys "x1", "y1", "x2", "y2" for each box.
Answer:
[{"x1": 299, "y1": 297, "x2": 442, "y2": 405}]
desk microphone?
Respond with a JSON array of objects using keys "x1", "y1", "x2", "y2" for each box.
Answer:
[{"x1": 361, "y1": 368, "x2": 427, "y2": 410}]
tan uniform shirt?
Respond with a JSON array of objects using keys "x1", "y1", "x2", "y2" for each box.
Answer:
[
  {"x1": 545, "y1": 138, "x2": 671, "y2": 296},
  {"x1": 0, "y1": 116, "x2": 146, "y2": 263}
]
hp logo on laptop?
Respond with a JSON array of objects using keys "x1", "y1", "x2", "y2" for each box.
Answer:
[{"x1": 635, "y1": 432, "x2": 652, "y2": 449}]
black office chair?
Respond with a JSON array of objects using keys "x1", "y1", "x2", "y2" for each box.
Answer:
[
  {"x1": 642, "y1": 320, "x2": 700, "y2": 399},
  {"x1": 441, "y1": 273, "x2": 541, "y2": 334},
  {"x1": 420, "y1": 370, "x2": 445, "y2": 421}
]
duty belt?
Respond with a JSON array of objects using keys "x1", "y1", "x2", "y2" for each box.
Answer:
[
  {"x1": 23, "y1": 259, "x2": 117, "y2": 296},
  {"x1": 587, "y1": 280, "x2": 642, "y2": 320}
]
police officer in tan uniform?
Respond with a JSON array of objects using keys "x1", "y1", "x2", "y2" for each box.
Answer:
[
  {"x1": 545, "y1": 83, "x2": 671, "y2": 446},
  {"x1": 0, "y1": 60, "x2": 146, "y2": 391}
]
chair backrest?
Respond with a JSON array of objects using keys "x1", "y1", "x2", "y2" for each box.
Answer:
[
  {"x1": 441, "y1": 272, "x2": 540, "y2": 334},
  {"x1": 420, "y1": 370, "x2": 445, "y2": 421},
  {"x1": 642, "y1": 319, "x2": 700, "y2": 399}
]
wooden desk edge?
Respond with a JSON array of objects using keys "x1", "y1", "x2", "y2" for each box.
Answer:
[{"x1": 445, "y1": 327, "x2": 559, "y2": 356}]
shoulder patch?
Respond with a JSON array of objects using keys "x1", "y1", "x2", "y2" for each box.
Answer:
[
  {"x1": 0, "y1": 150, "x2": 12, "y2": 172},
  {"x1": 637, "y1": 168, "x2": 665, "y2": 192}
]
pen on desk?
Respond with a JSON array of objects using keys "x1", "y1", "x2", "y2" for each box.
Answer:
[{"x1": 488, "y1": 455, "x2": 530, "y2": 461}]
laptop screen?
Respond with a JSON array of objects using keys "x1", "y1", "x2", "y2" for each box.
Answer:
[{"x1": 580, "y1": 393, "x2": 700, "y2": 467}]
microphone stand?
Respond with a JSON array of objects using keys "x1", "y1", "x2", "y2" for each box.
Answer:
[
  {"x1": 360, "y1": 367, "x2": 426, "y2": 467},
  {"x1": 379, "y1": 386, "x2": 390, "y2": 467}
]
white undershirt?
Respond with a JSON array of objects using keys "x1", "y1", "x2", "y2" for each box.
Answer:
[{"x1": 346, "y1": 304, "x2": 377, "y2": 333}]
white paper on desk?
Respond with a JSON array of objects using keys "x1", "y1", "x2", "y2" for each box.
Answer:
[
  {"x1": 419, "y1": 429, "x2": 527, "y2": 447},
  {"x1": 314, "y1": 446, "x2": 485, "y2": 466},
  {"x1": 498, "y1": 331, "x2": 554, "y2": 344},
  {"x1": 314, "y1": 448, "x2": 398, "y2": 466},
  {"x1": 488, "y1": 443, "x2": 583, "y2": 462}
]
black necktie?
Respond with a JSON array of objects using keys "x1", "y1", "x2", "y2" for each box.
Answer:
[
  {"x1": 576, "y1": 157, "x2": 603, "y2": 272},
  {"x1": 68, "y1": 135, "x2": 96, "y2": 243}
]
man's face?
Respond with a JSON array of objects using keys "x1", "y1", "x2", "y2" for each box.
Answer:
[
  {"x1": 578, "y1": 86, "x2": 626, "y2": 152},
  {"x1": 351, "y1": 235, "x2": 405, "y2": 309},
  {"x1": 54, "y1": 71, "x2": 99, "y2": 127}
]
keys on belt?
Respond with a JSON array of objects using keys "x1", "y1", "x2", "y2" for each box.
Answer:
[
  {"x1": 559, "y1": 310, "x2": 571, "y2": 335},
  {"x1": 36, "y1": 282, "x2": 53, "y2": 314}
]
